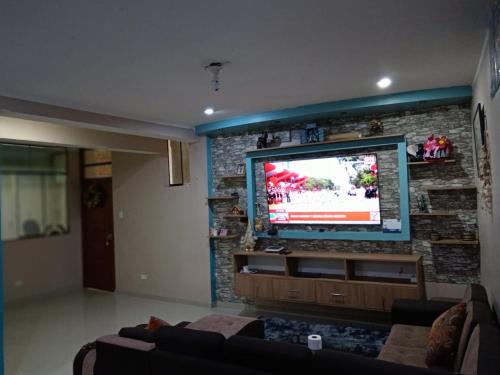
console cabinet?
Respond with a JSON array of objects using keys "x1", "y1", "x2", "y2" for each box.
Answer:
[{"x1": 233, "y1": 251, "x2": 425, "y2": 312}]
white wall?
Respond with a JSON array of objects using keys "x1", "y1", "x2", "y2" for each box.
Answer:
[
  {"x1": 472, "y1": 33, "x2": 500, "y2": 319},
  {"x1": 112, "y1": 139, "x2": 212, "y2": 305},
  {"x1": 3, "y1": 150, "x2": 82, "y2": 303}
]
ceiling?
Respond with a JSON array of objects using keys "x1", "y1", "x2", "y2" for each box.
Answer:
[{"x1": 0, "y1": 0, "x2": 491, "y2": 131}]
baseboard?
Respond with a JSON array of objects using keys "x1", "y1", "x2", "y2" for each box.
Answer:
[
  {"x1": 214, "y1": 301, "x2": 247, "y2": 310},
  {"x1": 4, "y1": 285, "x2": 82, "y2": 308},
  {"x1": 115, "y1": 290, "x2": 212, "y2": 308}
]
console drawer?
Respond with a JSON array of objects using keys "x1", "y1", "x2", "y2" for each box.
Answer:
[
  {"x1": 316, "y1": 281, "x2": 362, "y2": 308},
  {"x1": 272, "y1": 278, "x2": 316, "y2": 303}
]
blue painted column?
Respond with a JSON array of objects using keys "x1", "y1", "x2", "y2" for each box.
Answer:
[
  {"x1": 205, "y1": 137, "x2": 217, "y2": 306},
  {"x1": 0, "y1": 170, "x2": 4, "y2": 374}
]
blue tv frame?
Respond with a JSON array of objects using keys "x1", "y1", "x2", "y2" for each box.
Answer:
[{"x1": 245, "y1": 134, "x2": 410, "y2": 241}]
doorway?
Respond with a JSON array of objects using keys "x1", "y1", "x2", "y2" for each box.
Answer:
[{"x1": 81, "y1": 150, "x2": 115, "y2": 291}]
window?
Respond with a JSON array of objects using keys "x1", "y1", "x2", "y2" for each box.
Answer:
[{"x1": 0, "y1": 144, "x2": 69, "y2": 241}]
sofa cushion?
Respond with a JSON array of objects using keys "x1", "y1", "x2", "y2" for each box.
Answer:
[
  {"x1": 426, "y1": 303, "x2": 466, "y2": 367},
  {"x1": 119, "y1": 327, "x2": 155, "y2": 343},
  {"x1": 153, "y1": 326, "x2": 225, "y2": 360},
  {"x1": 223, "y1": 335, "x2": 312, "y2": 375},
  {"x1": 453, "y1": 301, "x2": 494, "y2": 372},
  {"x1": 186, "y1": 314, "x2": 264, "y2": 338},
  {"x1": 146, "y1": 316, "x2": 170, "y2": 332},
  {"x1": 386, "y1": 324, "x2": 430, "y2": 349},
  {"x1": 460, "y1": 324, "x2": 500, "y2": 375},
  {"x1": 462, "y1": 284, "x2": 489, "y2": 304},
  {"x1": 378, "y1": 344, "x2": 428, "y2": 368}
]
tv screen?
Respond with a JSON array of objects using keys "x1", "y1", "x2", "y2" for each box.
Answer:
[{"x1": 264, "y1": 154, "x2": 380, "y2": 225}]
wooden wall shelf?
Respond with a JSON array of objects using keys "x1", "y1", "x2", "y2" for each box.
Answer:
[
  {"x1": 408, "y1": 159, "x2": 456, "y2": 166},
  {"x1": 207, "y1": 196, "x2": 238, "y2": 201},
  {"x1": 410, "y1": 211, "x2": 457, "y2": 216},
  {"x1": 220, "y1": 175, "x2": 246, "y2": 180},
  {"x1": 429, "y1": 240, "x2": 479, "y2": 245},
  {"x1": 233, "y1": 251, "x2": 425, "y2": 312},
  {"x1": 210, "y1": 234, "x2": 239, "y2": 240},
  {"x1": 223, "y1": 214, "x2": 248, "y2": 219},
  {"x1": 424, "y1": 185, "x2": 476, "y2": 191}
]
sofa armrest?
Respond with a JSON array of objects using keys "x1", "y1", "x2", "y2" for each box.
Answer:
[
  {"x1": 97, "y1": 334, "x2": 156, "y2": 351},
  {"x1": 95, "y1": 335, "x2": 155, "y2": 375},
  {"x1": 392, "y1": 299, "x2": 456, "y2": 326},
  {"x1": 312, "y1": 349, "x2": 450, "y2": 375}
]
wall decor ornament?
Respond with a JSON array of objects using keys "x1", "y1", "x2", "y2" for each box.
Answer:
[
  {"x1": 472, "y1": 103, "x2": 487, "y2": 173},
  {"x1": 82, "y1": 182, "x2": 106, "y2": 208},
  {"x1": 368, "y1": 120, "x2": 384, "y2": 136},
  {"x1": 490, "y1": 0, "x2": 500, "y2": 98},
  {"x1": 479, "y1": 145, "x2": 493, "y2": 214},
  {"x1": 241, "y1": 222, "x2": 257, "y2": 252},
  {"x1": 423, "y1": 134, "x2": 453, "y2": 160},
  {"x1": 473, "y1": 104, "x2": 492, "y2": 214},
  {"x1": 299, "y1": 123, "x2": 325, "y2": 144}
]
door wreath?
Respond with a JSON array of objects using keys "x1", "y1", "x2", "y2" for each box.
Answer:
[{"x1": 83, "y1": 183, "x2": 106, "y2": 208}]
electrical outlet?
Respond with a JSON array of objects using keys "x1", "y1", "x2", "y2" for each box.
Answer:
[
  {"x1": 14, "y1": 280, "x2": 24, "y2": 287},
  {"x1": 140, "y1": 274, "x2": 148, "y2": 280},
  {"x1": 119, "y1": 210, "x2": 124, "y2": 219}
]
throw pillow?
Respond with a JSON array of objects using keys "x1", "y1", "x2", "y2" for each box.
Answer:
[
  {"x1": 146, "y1": 316, "x2": 170, "y2": 332},
  {"x1": 426, "y1": 303, "x2": 466, "y2": 367}
]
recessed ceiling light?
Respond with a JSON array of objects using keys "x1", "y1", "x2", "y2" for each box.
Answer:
[
  {"x1": 377, "y1": 77, "x2": 392, "y2": 89},
  {"x1": 204, "y1": 108, "x2": 214, "y2": 115}
]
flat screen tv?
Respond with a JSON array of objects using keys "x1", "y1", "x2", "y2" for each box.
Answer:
[{"x1": 264, "y1": 154, "x2": 380, "y2": 225}]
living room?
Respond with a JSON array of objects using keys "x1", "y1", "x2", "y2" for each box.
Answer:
[{"x1": 1, "y1": 1, "x2": 500, "y2": 374}]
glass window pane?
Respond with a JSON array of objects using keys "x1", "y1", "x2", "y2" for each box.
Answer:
[
  {"x1": 44, "y1": 174, "x2": 68, "y2": 234},
  {"x1": 0, "y1": 143, "x2": 68, "y2": 241},
  {"x1": 18, "y1": 174, "x2": 44, "y2": 238},
  {"x1": 1, "y1": 174, "x2": 18, "y2": 240}
]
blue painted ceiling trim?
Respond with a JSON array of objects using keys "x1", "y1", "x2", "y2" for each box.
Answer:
[{"x1": 195, "y1": 86, "x2": 471, "y2": 136}]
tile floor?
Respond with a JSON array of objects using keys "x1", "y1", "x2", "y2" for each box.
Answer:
[{"x1": 4, "y1": 290, "x2": 243, "y2": 375}]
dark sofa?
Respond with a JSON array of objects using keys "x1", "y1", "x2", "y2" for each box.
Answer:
[{"x1": 75, "y1": 285, "x2": 500, "y2": 375}]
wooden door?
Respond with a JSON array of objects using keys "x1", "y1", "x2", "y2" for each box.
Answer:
[{"x1": 82, "y1": 178, "x2": 115, "y2": 291}]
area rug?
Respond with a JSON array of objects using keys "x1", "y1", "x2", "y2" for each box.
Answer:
[{"x1": 260, "y1": 316, "x2": 390, "y2": 357}]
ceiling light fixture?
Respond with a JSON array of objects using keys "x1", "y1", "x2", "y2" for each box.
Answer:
[
  {"x1": 377, "y1": 77, "x2": 392, "y2": 89},
  {"x1": 204, "y1": 61, "x2": 229, "y2": 92},
  {"x1": 204, "y1": 108, "x2": 214, "y2": 115}
]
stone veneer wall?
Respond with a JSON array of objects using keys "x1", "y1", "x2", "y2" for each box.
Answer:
[{"x1": 210, "y1": 104, "x2": 478, "y2": 302}]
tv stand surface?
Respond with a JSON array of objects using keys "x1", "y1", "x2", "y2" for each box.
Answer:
[{"x1": 233, "y1": 251, "x2": 425, "y2": 312}]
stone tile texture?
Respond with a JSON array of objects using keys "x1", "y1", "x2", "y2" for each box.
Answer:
[{"x1": 209, "y1": 104, "x2": 479, "y2": 302}]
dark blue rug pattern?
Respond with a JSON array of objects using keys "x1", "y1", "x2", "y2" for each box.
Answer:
[{"x1": 261, "y1": 316, "x2": 389, "y2": 357}]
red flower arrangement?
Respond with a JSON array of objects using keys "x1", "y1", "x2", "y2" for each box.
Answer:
[{"x1": 423, "y1": 134, "x2": 453, "y2": 160}]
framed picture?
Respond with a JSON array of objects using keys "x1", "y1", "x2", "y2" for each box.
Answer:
[
  {"x1": 218, "y1": 228, "x2": 229, "y2": 237},
  {"x1": 236, "y1": 163, "x2": 246, "y2": 176},
  {"x1": 490, "y1": 0, "x2": 500, "y2": 98},
  {"x1": 472, "y1": 103, "x2": 487, "y2": 173}
]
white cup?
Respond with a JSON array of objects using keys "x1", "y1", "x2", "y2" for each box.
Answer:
[{"x1": 242, "y1": 265, "x2": 249, "y2": 273}]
